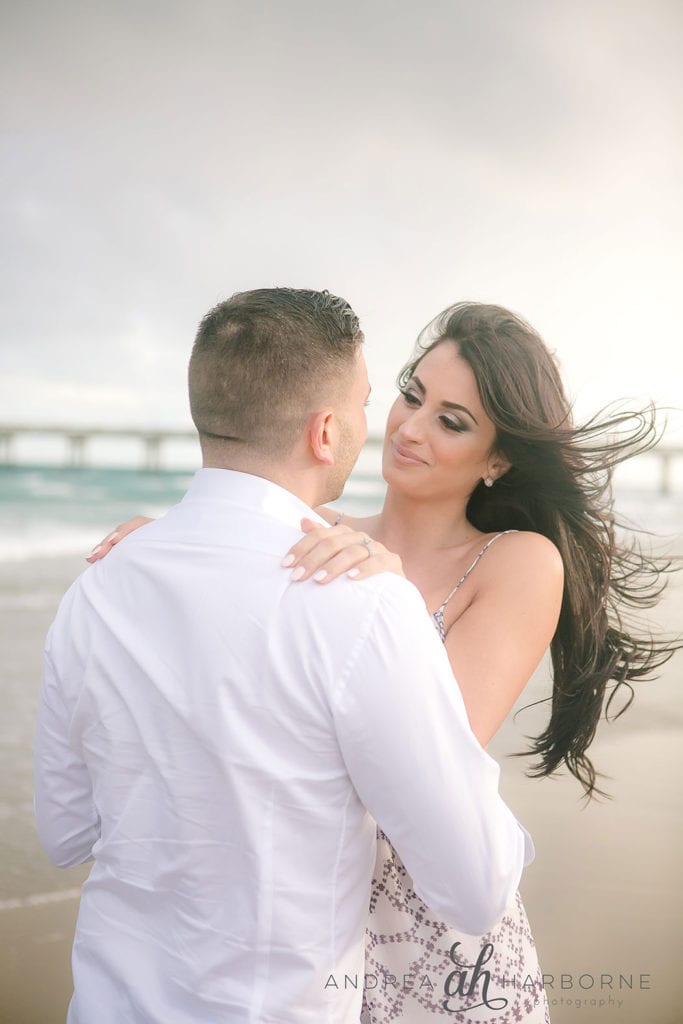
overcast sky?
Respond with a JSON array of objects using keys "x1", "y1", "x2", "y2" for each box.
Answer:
[{"x1": 2, "y1": 0, "x2": 681, "y2": 440}]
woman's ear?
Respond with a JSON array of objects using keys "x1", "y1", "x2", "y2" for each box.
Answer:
[{"x1": 488, "y1": 452, "x2": 512, "y2": 482}]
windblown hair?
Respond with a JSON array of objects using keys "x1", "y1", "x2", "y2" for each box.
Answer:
[
  {"x1": 189, "y1": 287, "x2": 363, "y2": 458},
  {"x1": 400, "y1": 302, "x2": 678, "y2": 798}
]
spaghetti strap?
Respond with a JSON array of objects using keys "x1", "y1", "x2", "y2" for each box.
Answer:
[{"x1": 431, "y1": 530, "x2": 518, "y2": 641}]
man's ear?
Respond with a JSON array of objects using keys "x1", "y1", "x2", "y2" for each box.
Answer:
[{"x1": 307, "y1": 410, "x2": 335, "y2": 466}]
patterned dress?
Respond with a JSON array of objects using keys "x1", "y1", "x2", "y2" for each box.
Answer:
[{"x1": 361, "y1": 532, "x2": 550, "y2": 1023}]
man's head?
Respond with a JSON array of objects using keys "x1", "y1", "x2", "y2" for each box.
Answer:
[{"x1": 189, "y1": 288, "x2": 369, "y2": 504}]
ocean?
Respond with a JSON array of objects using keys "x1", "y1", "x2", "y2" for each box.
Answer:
[
  {"x1": 0, "y1": 460, "x2": 389, "y2": 565},
  {"x1": 0, "y1": 455, "x2": 681, "y2": 566}
]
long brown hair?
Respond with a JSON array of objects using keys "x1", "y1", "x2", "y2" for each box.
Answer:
[{"x1": 400, "y1": 302, "x2": 679, "y2": 798}]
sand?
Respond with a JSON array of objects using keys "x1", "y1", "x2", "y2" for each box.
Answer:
[{"x1": 1, "y1": 551, "x2": 681, "y2": 1024}]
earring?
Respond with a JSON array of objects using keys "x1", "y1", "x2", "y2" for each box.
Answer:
[{"x1": 484, "y1": 476, "x2": 494, "y2": 488}]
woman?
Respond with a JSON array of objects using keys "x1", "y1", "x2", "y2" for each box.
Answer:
[{"x1": 91, "y1": 302, "x2": 676, "y2": 1022}]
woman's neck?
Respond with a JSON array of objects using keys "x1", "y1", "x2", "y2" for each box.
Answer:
[{"x1": 375, "y1": 487, "x2": 482, "y2": 560}]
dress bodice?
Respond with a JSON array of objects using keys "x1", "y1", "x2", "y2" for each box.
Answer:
[{"x1": 431, "y1": 530, "x2": 518, "y2": 641}]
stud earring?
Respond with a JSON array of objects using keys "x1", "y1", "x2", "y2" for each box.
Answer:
[{"x1": 484, "y1": 476, "x2": 494, "y2": 488}]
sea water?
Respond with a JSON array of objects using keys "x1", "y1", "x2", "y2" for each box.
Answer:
[
  {"x1": 0, "y1": 458, "x2": 681, "y2": 563},
  {"x1": 0, "y1": 461, "x2": 388, "y2": 563}
]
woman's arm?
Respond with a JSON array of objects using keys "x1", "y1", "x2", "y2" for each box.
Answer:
[
  {"x1": 443, "y1": 532, "x2": 564, "y2": 747},
  {"x1": 312, "y1": 506, "x2": 340, "y2": 526}
]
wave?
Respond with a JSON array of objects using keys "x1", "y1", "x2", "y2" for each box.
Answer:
[
  {"x1": 0, "y1": 523, "x2": 98, "y2": 564},
  {"x1": 0, "y1": 887, "x2": 81, "y2": 912},
  {"x1": 0, "y1": 467, "x2": 678, "y2": 565}
]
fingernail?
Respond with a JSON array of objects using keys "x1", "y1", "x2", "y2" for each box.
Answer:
[
  {"x1": 281, "y1": 554, "x2": 295, "y2": 567},
  {"x1": 90, "y1": 545, "x2": 102, "y2": 556},
  {"x1": 347, "y1": 568, "x2": 360, "y2": 578},
  {"x1": 313, "y1": 570, "x2": 328, "y2": 582},
  {"x1": 290, "y1": 566, "x2": 306, "y2": 581}
]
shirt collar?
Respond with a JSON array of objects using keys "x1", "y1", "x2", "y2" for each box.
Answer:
[{"x1": 181, "y1": 468, "x2": 329, "y2": 532}]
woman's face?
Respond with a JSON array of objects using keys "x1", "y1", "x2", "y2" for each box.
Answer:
[{"x1": 382, "y1": 340, "x2": 504, "y2": 502}]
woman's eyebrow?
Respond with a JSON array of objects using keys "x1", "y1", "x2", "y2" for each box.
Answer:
[{"x1": 411, "y1": 374, "x2": 479, "y2": 425}]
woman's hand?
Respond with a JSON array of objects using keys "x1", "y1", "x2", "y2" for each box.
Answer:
[
  {"x1": 85, "y1": 516, "x2": 154, "y2": 562},
  {"x1": 282, "y1": 518, "x2": 405, "y2": 583}
]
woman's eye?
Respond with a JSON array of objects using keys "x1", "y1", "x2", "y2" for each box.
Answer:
[
  {"x1": 440, "y1": 417, "x2": 466, "y2": 433},
  {"x1": 400, "y1": 390, "x2": 421, "y2": 406}
]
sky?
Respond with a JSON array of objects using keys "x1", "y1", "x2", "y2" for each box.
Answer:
[{"x1": 1, "y1": 0, "x2": 681, "y2": 445}]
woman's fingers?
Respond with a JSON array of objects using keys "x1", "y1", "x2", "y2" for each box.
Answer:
[
  {"x1": 85, "y1": 516, "x2": 154, "y2": 562},
  {"x1": 281, "y1": 519, "x2": 355, "y2": 570},
  {"x1": 281, "y1": 518, "x2": 405, "y2": 584},
  {"x1": 280, "y1": 523, "x2": 332, "y2": 569},
  {"x1": 284, "y1": 533, "x2": 365, "y2": 578},
  {"x1": 85, "y1": 530, "x2": 120, "y2": 562},
  {"x1": 344, "y1": 551, "x2": 405, "y2": 582},
  {"x1": 283, "y1": 525, "x2": 373, "y2": 581},
  {"x1": 309, "y1": 547, "x2": 405, "y2": 585},
  {"x1": 305, "y1": 546, "x2": 373, "y2": 583}
]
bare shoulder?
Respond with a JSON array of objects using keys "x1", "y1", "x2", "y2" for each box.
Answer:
[
  {"x1": 446, "y1": 530, "x2": 565, "y2": 640},
  {"x1": 481, "y1": 530, "x2": 564, "y2": 587},
  {"x1": 494, "y1": 530, "x2": 563, "y2": 566}
]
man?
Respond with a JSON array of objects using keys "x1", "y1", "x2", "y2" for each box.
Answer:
[{"x1": 35, "y1": 287, "x2": 533, "y2": 1023}]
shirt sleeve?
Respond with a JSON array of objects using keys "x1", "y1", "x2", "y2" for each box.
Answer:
[
  {"x1": 34, "y1": 649, "x2": 100, "y2": 868},
  {"x1": 331, "y1": 578, "x2": 534, "y2": 936}
]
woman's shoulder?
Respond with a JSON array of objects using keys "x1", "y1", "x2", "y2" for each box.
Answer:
[{"x1": 478, "y1": 529, "x2": 564, "y2": 582}]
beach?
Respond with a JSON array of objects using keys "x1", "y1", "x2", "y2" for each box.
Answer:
[
  {"x1": 0, "y1": 554, "x2": 90, "y2": 1024},
  {"x1": 1, "y1": 487, "x2": 681, "y2": 1023}
]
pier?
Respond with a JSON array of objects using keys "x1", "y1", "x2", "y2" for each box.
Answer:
[
  {"x1": 0, "y1": 425, "x2": 681, "y2": 495},
  {"x1": 0, "y1": 425, "x2": 199, "y2": 472}
]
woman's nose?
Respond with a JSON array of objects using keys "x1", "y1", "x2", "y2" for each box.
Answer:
[{"x1": 397, "y1": 406, "x2": 426, "y2": 443}]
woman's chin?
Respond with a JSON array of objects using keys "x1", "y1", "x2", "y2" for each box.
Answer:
[{"x1": 382, "y1": 457, "x2": 422, "y2": 492}]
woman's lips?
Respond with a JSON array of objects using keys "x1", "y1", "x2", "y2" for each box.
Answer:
[{"x1": 392, "y1": 443, "x2": 427, "y2": 466}]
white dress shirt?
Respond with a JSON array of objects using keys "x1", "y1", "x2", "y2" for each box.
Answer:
[{"x1": 35, "y1": 468, "x2": 533, "y2": 1024}]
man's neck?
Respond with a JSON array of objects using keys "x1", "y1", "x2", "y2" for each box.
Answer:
[{"x1": 201, "y1": 458, "x2": 321, "y2": 511}]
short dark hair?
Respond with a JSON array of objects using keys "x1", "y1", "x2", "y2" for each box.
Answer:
[{"x1": 188, "y1": 287, "x2": 363, "y2": 457}]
